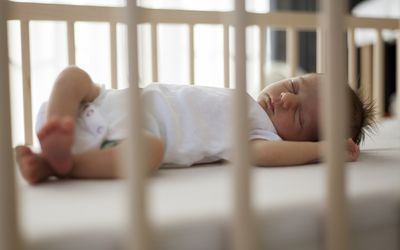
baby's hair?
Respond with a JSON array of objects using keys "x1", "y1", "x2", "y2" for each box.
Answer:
[
  {"x1": 306, "y1": 73, "x2": 376, "y2": 144},
  {"x1": 348, "y1": 87, "x2": 376, "y2": 144}
]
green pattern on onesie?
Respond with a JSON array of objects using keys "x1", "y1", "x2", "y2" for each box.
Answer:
[{"x1": 100, "y1": 140, "x2": 121, "y2": 149}]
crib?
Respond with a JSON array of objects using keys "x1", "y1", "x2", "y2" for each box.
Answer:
[{"x1": 0, "y1": 1, "x2": 400, "y2": 250}]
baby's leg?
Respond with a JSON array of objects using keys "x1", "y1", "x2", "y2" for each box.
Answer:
[
  {"x1": 15, "y1": 146, "x2": 55, "y2": 185},
  {"x1": 46, "y1": 66, "x2": 100, "y2": 119},
  {"x1": 17, "y1": 131, "x2": 164, "y2": 183},
  {"x1": 38, "y1": 66, "x2": 101, "y2": 175},
  {"x1": 69, "y1": 132, "x2": 164, "y2": 179}
]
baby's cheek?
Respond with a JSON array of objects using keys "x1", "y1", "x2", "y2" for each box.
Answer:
[{"x1": 275, "y1": 122, "x2": 294, "y2": 140}]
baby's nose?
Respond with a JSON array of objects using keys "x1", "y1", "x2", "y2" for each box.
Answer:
[{"x1": 279, "y1": 92, "x2": 298, "y2": 109}]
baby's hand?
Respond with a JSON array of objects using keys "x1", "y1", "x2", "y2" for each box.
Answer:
[{"x1": 346, "y1": 138, "x2": 360, "y2": 162}]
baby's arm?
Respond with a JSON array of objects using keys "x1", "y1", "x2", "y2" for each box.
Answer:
[
  {"x1": 250, "y1": 140, "x2": 319, "y2": 166},
  {"x1": 250, "y1": 139, "x2": 360, "y2": 167}
]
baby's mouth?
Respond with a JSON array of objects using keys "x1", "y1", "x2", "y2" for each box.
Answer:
[{"x1": 266, "y1": 94, "x2": 275, "y2": 114}]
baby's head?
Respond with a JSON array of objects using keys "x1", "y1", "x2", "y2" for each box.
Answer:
[{"x1": 257, "y1": 73, "x2": 375, "y2": 144}]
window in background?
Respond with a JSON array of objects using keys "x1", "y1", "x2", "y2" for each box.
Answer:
[
  {"x1": 157, "y1": 24, "x2": 190, "y2": 84},
  {"x1": 138, "y1": 0, "x2": 232, "y2": 11},
  {"x1": 8, "y1": 21, "x2": 24, "y2": 146},
  {"x1": 75, "y1": 22, "x2": 111, "y2": 87},
  {"x1": 194, "y1": 25, "x2": 224, "y2": 87},
  {"x1": 10, "y1": 0, "x2": 125, "y2": 6},
  {"x1": 29, "y1": 21, "x2": 68, "y2": 146}
]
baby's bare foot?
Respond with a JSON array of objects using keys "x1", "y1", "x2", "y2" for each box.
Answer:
[
  {"x1": 15, "y1": 146, "x2": 54, "y2": 185},
  {"x1": 37, "y1": 117, "x2": 75, "y2": 176}
]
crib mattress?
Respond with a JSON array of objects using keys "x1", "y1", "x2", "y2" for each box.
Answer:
[{"x1": 18, "y1": 119, "x2": 400, "y2": 250}]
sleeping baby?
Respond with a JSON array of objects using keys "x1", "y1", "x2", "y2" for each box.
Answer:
[{"x1": 15, "y1": 66, "x2": 375, "y2": 184}]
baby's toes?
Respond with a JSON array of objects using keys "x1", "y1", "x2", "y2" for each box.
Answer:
[
  {"x1": 61, "y1": 117, "x2": 75, "y2": 132},
  {"x1": 15, "y1": 146, "x2": 33, "y2": 168},
  {"x1": 15, "y1": 145, "x2": 31, "y2": 158},
  {"x1": 37, "y1": 119, "x2": 62, "y2": 140},
  {"x1": 21, "y1": 158, "x2": 40, "y2": 184}
]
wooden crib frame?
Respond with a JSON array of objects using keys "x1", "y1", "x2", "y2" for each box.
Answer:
[{"x1": 0, "y1": 1, "x2": 399, "y2": 250}]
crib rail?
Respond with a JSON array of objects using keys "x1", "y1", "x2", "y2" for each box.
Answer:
[
  {"x1": 231, "y1": 1, "x2": 254, "y2": 249},
  {"x1": 321, "y1": 1, "x2": 350, "y2": 249},
  {"x1": 8, "y1": 2, "x2": 400, "y2": 28},
  {"x1": 1, "y1": 1, "x2": 400, "y2": 250},
  {"x1": 124, "y1": 1, "x2": 150, "y2": 249},
  {"x1": 398, "y1": 30, "x2": 400, "y2": 115},
  {"x1": 0, "y1": 2, "x2": 20, "y2": 250}
]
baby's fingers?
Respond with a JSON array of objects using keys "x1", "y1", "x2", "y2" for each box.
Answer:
[{"x1": 346, "y1": 138, "x2": 360, "y2": 162}]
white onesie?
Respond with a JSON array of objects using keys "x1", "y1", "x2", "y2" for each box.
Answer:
[{"x1": 36, "y1": 84, "x2": 282, "y2": 167}]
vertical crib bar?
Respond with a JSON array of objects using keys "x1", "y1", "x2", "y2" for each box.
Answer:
[
  {"x1": 321, "y1": 0, "x2": 350, "y2": 250},
  {"x1": 347, "y1": 28, "x2": 357, "y2": 90},
  {"x1": 0, "y1": 1, "x2": 20, "y2": 249},
  {"x1": 189, "y1": 24, "x2": 195, "y2": 85},
  {"x1": 110, "y1": 22, "x2": 118, "y2": 89},
  {"x1": 317, "y1": 28, "x2": 325, "y2": 73},
  {"x1": 20, "y1": 20, "x2": 33, "y2": 145},
  {"x1": 259, "y1": 26, "x2": 266, "y2": 92},
  {"x1": 373, "y1": 29, "x2": 384, "y2": 118},
  {"x1": 286, "y1": 27, "x2": 298, "y2": 77},
  {"x1": 67, "y1": 21, "x2": 75, "y2": 65},
  {"x1": 125, "y1": 2, "x2": 150, "y2": 250},
  {"x1": 223, "y1": 24, "x2": 230, "y2": 88},
  {"x1": 151, "y1": 23, "x2": 158, "y2": 82},
  {"x1": 397, "y1": 26, "x2": 400, "y2": 117},
  {"x1": 360, "y1": 45, "x2": 373, "y2": 101},
  {"x1": 232, "y1": 1, "x2": 254, "y2": 250}
]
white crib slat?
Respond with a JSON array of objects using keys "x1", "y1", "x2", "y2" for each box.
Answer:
[
  {"x1": 286, "y1": 27, "x2": 298, "y2": 77},
  {"x1": 223, "y1": 24, "x2": 230, "y2": 88},
  {"x1": 259, "y1": 26, "x2": 266, "y2": 91},
  {"x1": 109, "y1": 22, "x2": 118, "y2": 89},
  {"x1": 189, "y1": 24, "x2": 195, "y2": 85},
  {"x1": 232, "y1": 1, "x2": 255, "y2": 250},
  {"x1": 317, "y1": 28, "x2": 325, "y2": 73},
  {"x1": 397, "y1": 27, "x2": 400, "y2": 118},
  {"x1": 360, "y1": 45, "x2": 373, "y2": 101},
  {"x1": 0, "y1": 2, "x2": 20, "y2": 249},
  {"x1": 125, "y1": 2, "x2": 150, "y2": 250},
  {"x1": 373, "y1": 29, "x2": 384, "y2": 118},
  {"x1": 151, "y1": 23, "x2": 158, "y2": 82},
  {"x1": 67, "y1": 21, "x2": 75, "y2": 65},
  {"x1": 20, "y1": 20, "x2": 33, "y2": 145},
  {"x1": 321, "y1": 0, "x2": 351, "y2": 250},
  {"x1": 347, "y1": 28, "x2": 357, "y2": 90}
]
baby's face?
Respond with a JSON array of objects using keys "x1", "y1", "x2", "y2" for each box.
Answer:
[{"x1": 257, "y1": 74, "x2": 320, "y2": 141}]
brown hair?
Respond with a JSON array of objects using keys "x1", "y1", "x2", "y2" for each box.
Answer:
[
  {"x1": 308, "y1": 73, "x2": 376, "y2": 144},
  {"x1": 347, "y1": 87, "x2": 376, "y2": 144}
]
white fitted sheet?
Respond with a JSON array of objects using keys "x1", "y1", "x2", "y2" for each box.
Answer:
[{"x1": 18, "y1": 119, "x2": 400, "y2": 250}]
